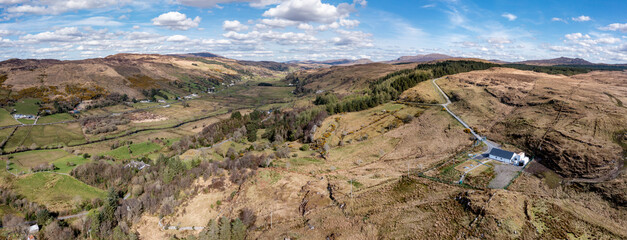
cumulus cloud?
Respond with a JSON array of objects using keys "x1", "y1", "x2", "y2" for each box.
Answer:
[
  {"x1": 223, "y1": 20, "x2": 248, "y2": 32},
  {"x1": 175, "y1": 0, "x2": 280, "y2": 8},
  {"x1": 0, "y1": 29, "x2": 20, "y2": 37},
  {"x1": 331, "y1": 29, "x2": 372, "y2": 47},
  {"x1": 74, "y1": 16, "x2": 123, "y2": 26},
  {"x1": 166, "y1": 35, "x2": 190, "y2": 42},
  {"x1": 259, "y1": 18, "x2": 297, "y2": 28},
  {"x1": 599, "y1": 23, "x2": 627, "y2": 33},
  {"x1": 263, "y1": 0, "x2": 363, "y2": 24},
  {"x1": 501, "y1": 13, "x2": 517, "y2": 21},
  {"x1": 5, "y1": 0, "x2": 126, "y2": 15},
  {"x1": 223, "y1": 30, "x2": 317, "y2": 45},
  {"x1": 21, "y1": 27, "x2": 83, "y2": 42},
  {"x1": 551, "y1": 17, "x2": 567, "y2": 23},
  {"x1": 563, "y1": 32, "x2": 620, "y2": 47},
  {"x1": 572, "y1": 15, "x2": 591, "y2": 22},
  {"x1": 152, "y1": 12, "x2": 201, "y2": 30}
]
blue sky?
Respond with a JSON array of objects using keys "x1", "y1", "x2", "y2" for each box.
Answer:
[{"x1": 0, "y1": 0, "x2": 625, "y2": 63}]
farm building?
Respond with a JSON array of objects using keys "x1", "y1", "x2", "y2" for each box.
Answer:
[{"x1": 488, "y1": 148, "x2": 530, "y2": 166}]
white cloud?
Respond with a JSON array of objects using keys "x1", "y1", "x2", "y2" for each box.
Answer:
[
  {"x1": 0, "y1": 0, "x2": 27, "y2": 4},
  {"x1": 6, "y1": 0, "x2": 127, "y2": 15},
  {"x1": 339, "y1": 18, "x2": 359, "y2": 28},
  {"x1": 223, "y1": 20, "x2": 248, "y2": 32},
  {"x1": 331, "y1": 29, "x2": 372, "y2": 47},
  {"x1": 263, "y1": 0, "x2": 362, "y2": 24},
  {"x1": 152, "y1": 12, "x2": 201, "y2": 30},
  {"x1": 572, "y1": 15, "x2": 591, "y2": 22},
  {"x1": 166, "y1": 35, "x2": 190, "y2": 42},
  {"x1": 0, "y1": 29, "x2": 20, "y2": 37},
  {"x1": 551, "y1": 17, "x2": 566, "y2": 23},
  {"x1": 599, "y1": 23, "x2": 627, "y2": 33},
  {"x1": 565, "y1": 32, "x2": 589, "y2": 40},
  {"x1": 563, "y1": 32, "x2": 620, "y2": 47},
  {"x1": 501, "y1": 13, "x2": 517, "y2": 21},
  {"x1": 74, "y1": 16, "x2": 123, "y2": 26},
  {"x1": 259, "y1": 18, "x2": 297, "y2": 28},
  {"x1": 223, "y1": 30, "x2": 317, "y2": 45},
  {"x1": 21, "y1": 27, "x2": 83, "y2": 42},
  {"x1": 297, "y1": 23, "x2": 314, "y2": 31},
  {"x1": 175, "y1": 0, "x2": 280, "y2": 8},
  {"x1": 487, "y1": 37, "x2": 511, "y2": 44},
  {"x1": 422, "y1": 3, "x2": 436, "y2": 8}
]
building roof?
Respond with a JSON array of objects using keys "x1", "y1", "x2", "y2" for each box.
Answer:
[{"x1": 489, "y1": 148, "x2": 515, "y2": 159}]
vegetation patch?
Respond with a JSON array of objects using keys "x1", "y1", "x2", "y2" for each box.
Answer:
[
  {"x1": 6, "y1": 149, "x2": 69, "y2": 169},
  {"x1": 14, "y1": 172, "x2": 106, "y2": 211},
  {"x1": 38, "y1": 113, "x2": 74, "y2": 124},
  {"x1": 103, "y1": 142, "x2": 161, "y2": 160},
  {"x1": 11, "y1": 98, "x2": 40, "y2": 115},
  {"x1": 51, "y1": 155, "x2": 90, "y2": 173},
  {"x1": 0, "y1": 108, "x2": 19, "y2": 126}
]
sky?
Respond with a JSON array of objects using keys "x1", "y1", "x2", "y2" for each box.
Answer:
[{"x1": 0, "y1": 0, "x2": 625, "y2": 63}]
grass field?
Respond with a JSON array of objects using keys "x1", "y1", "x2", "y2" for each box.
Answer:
[
  {"x1": 12, "y1": 98, "x2": 40, "y2": 115},
  {"x1": 17, "y1": 118, "x2": 35, "y2": 124},
  {"x1": 38, "y1": 113, "x2": 74, "y2": 124},
  {"x1": 7, "y1": 149, "x2": 70, "y2": 169},
  {"x1": 0, "y1": 127, "x2": 15, "y2": 143},
  {"x1": 103, "y1": 141, "x2": 162, "y2": 160},
  {"x1": 14, "y1": 172, "x2": 106, "y2": 211},
  {"x1": 3, "y1": 126, "x2": 32, "y2": 152},
  {"x1": 0, "y1": 108, "x2": 19, "y2": 126},
  {"x1": 3, "y1": 123, "x2": 86, "y2": 152},
  {"x1": 52, "y1": 155, "x2": 90, "y2": 173},
  {"x1": 20, "y1": 123, "x2": 86, "y2": 148}
]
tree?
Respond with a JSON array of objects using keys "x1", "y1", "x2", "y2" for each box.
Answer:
[
  {"x1": 2, "y1": 214, "x2": 26, "y2": 236},
  {"x1": 239, "y1": 208, "x2": 256, "y2": 227},
  {"x1": 231, "y1": 218, "x2": 247, "y2": 240},
  {"x1": 218, "y1": 217, "x2": 231, "y2": 240},
  {"x1": 44, "y1": 221, "x2": 74, "y2": 240}
]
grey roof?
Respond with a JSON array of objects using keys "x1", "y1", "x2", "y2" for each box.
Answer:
[{"x1": 489, "y1": 148, "x2": 515, "y2": 159}]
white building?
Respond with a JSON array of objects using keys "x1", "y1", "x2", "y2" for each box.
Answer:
[{"x1": 488, "y1": 148, "x2": 530, "y2": 166}]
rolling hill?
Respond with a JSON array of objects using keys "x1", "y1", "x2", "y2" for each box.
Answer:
[{"x1": 0, "y1": 53, "x2": 293, "y2": 101}]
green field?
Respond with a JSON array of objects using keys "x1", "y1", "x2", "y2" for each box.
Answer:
[
  {"x1": 12, "y1": 98, "x2": 40, "y2": 115},
  {"x1": 52, "y1": 155, "x2": 90, "y2": 173},
  {"x1": 103, "y1": 141, "x2": 162, "y2": 160},
  {"x1": 17, "y1": 118, "x2": 35, "y2": 124},
  {"x1": 0, "y1": 127, "x2": 15, "y2": 143},
  {"x1": 14, "y1": 172, "x2": 106, "y2": 211},
  {"x1": 23, "y1": 124, "x2": 86, "y2": 147},
  {"x1": 38, "y1": 113, "x2": 74, "y2": 124},
  {"x1": 0, "y1": 108, "x2": 19, "y2": 126},
  {"x1": 3, "y1": 126, "x2": 32, "y2": 152},
  {"x1": 3, "y1": 123, "x2": 86, "y2": 152},
  {"x1": 7, "y1": 149, "x2": 69, "y2": 169}
]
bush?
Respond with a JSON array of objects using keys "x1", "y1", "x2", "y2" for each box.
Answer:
[{"x1": 299, "y1": 144, "x2": 309, "y2": 151}]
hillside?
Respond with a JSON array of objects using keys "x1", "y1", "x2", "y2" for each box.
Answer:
[
  {"x1": 287, "y1": 58, "x2": 374, "y2": 68},
  {"x1": 387, "y1": 53, "x2": 453, "y2": 63},
  {"x1": 0, "y1": 53, "x2": 292, "y2": 101},
  {"x1": 286, "y1": 62, "x2": 418, "y2": 94},
  {"x1": 516, "y1": 57, "x2": 593, "y2": 66}
]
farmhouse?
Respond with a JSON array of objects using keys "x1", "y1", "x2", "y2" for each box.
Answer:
[
  {"x1": 12, "y1": 114, "x2": 36, "y2": 120},
  {"x1": 488, "y1": 148, "x2": 530, "y2": 166}
]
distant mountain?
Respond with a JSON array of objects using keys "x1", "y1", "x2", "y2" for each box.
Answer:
[
  {"x1": 388, "y1": 53, "x2": 453, "y2": 63},
  {"x1": 169, "y1": 52, "x2": 224, "y2": 58},
  {"x1": 516, "y1": 57, "x2": 593, "y2": 66},
  {"x1": 0, "y1": 53, "x2": 291, "y2": 100},
  {"x1": 287, "y1": 58, "x2": 373, "y2": 67}
]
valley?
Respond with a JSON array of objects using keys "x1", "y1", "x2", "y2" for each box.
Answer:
[{"x1": 0, "y1": 55, "x2": 625, "y2": 240}]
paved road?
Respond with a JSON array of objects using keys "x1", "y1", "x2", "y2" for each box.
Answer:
[{"x1": 432, "y1": 78, "x2": 497, "y2": 151}]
